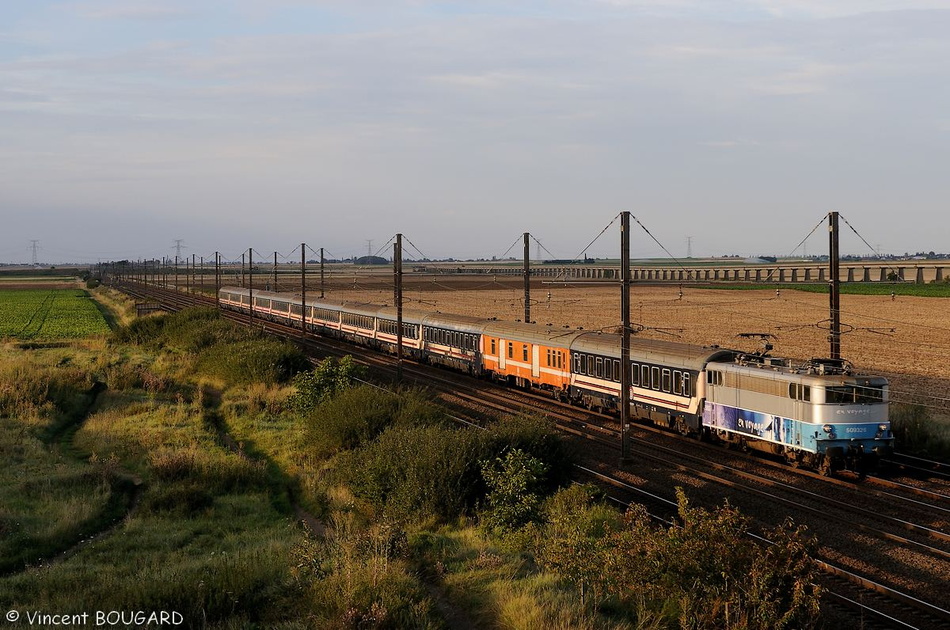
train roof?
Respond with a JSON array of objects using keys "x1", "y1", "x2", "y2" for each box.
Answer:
[
  {"x1": 571, "y1": 331, "x2": 737, "y2": 370},
  {"x1": 375, "y1": 306, "x2": 434, "y2": 326},
  {"x1": 420, "y1": 312, "x2": 494, "y2": 333},
  {"x1": 714, "y1": 356, "x2": 889, "y2": 384},
  {"x1": 483, "y1": 320, "x2": 586, "y2": 348},
  {"x1": 221, "y1": 287, "x2": 381, "y2": 317},
  {"x1": 221, "y1": 287, "x2": 297, "y2": 303}
]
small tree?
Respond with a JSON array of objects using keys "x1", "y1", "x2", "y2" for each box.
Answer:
[
  {"x1": 480, "y1": 448, "x2": 548, "y2": 536},
  {"x1": 289, "y1": 356, "x2": 366, "y2": 413}
]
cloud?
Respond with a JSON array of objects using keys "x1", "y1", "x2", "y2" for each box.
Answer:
[
  {"x1": 590, "y1": 0, "x2": 950, "y2": 19},
  {"x1": 700, "y1": 139, "x2": 761, "y2": 148},
  {"x1": 1, "y1": 1, "x2": 948, "y2": 261},
  {"x1": 752, "y1": 62, "x2": 849, "y2": 95},
  {"x1": 67, "y1": 2, "x2": 195, "y2": 21}
]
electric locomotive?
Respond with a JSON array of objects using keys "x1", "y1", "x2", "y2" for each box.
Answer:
[{"x1": 703, "y1": 355, "x2": 891, "y2": 474}]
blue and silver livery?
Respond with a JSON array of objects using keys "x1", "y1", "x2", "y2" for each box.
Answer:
[{"x1": 702, "y1": 356, "x2": 891, "y2": 474}]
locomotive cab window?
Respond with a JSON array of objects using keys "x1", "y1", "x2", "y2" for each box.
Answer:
[{"x1": 826, "y1": 385, "x2": 884, "y2": 404}]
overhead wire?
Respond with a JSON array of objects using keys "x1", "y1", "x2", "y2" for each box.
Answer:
[
  {"x1": 529, "y1": 234, "x2": 557, "y2": 261},
  {"x1": 839, "y1": 214, "x2": 880, "y2": 256},
  {"x1": 786, "y1": 214, "x2": 828, "y2": 258}
]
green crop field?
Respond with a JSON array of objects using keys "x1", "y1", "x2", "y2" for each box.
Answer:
[
  {"x1": 687, "y1": 282, "x2": 950, "y2": 297},
  {"x1": 0, "y1": 289, "x2": 110, "y2": 339}
]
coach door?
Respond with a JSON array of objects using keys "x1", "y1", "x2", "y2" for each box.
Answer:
[
  {"x1": 499, "y1": 339, "x2": 507, "y2": 369},
  {"x1": 532, "y1": 345, "x2": 540, "y2": 378}
]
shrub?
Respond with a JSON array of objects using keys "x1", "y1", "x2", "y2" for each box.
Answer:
[
  {"x1": 480, "y1": 448, "x2": 548, "y2": 536},
  {"x1": 337, "y1": 424, "x2": 486, "y2": 522},
  {"x1": 304, "y1": 386, "x2": 446, "y2": 456},
  {"x1": 336, "y1": 412, "x2": 571, "y2": 524},
  {"x1": 196, "y1": 339, "x2": 310, "y2": 385},
  {"x1": 294, "y1": 514, "x2": 439, "y2": 628},
  {"x1": 289, "y1": 356, "x2": 367, "y2": 413},
  {"x1": 535, "y1": 484, "x2": 621, "y2": 606},
  {"x1": 305, "y1": 386, "x2": 400, "y2": 456},
  {"x1": 483, "y1": 414, "x2": 575, "y2": 491},
  {"x1": 891, "y1": 403, "x2": 950, "y2": 460},
  {"x1": 536, "y1": 487, "x2": 821, "y2": 628}
]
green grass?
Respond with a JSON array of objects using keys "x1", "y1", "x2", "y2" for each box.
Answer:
[
  {"x1": 890, "y1": 404, "x2": 950, "y2": 461},
  {"x1": 0, "y1": 350, "x2": 131, "y2": 574},
  {"x1": 686, "y1": 282, "x2": 950, "y2": 297},
  {"x1": 0, "y1": 289, "x2": 110, "y2": 339},
  {"x1": 0, "y1": 492, "x2": 303, "y2": 626}
]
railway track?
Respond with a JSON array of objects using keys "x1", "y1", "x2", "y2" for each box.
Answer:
[{"x1": 114, "y1": 281, "x2": 950, "y2": 629}]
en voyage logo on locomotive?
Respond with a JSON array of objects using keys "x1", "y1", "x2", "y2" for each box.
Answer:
[{"x1": 220, "y1": 286, "x2": 893, "y2": 476}]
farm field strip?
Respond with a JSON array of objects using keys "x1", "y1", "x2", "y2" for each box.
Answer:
[{"x1": 0, "y1": 289, "x2": 110, "y2": 339}]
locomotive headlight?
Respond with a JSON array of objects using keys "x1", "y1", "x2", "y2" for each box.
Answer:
[
  {"x1": 878, "y1": 424, "x2": 888, "y2": 432},
  {"x1": 822, "y1": 424, "x2": 833, "y2": 433}
]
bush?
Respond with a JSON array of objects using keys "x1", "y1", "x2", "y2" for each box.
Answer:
[
  {"x1": 336, "y1": 412, "x2": 571, "y2": 524},
  {"x1": 483, "y1": 414, "x2": 575, "y2": 492},
  {"x1": 304, "y1": 386, "x2": 446, "y2": 456},
  {"x1": 294, "y1": 514, "x2": 440, "y2": 628},
  {"x1": 337, "y1": 424, "x2": 486, "y2": 522},
  {"x1": 289, "y1": 356, "x2": 367, "y2": 413},
  {"x1": 891, "y1": 403, "x2": 950, "y2": 460},
  {"x1": 196, "y1": 339, "x2": 310, "y2": 385},
  {"x1": 480, "y1": 448, "x2": 548, "y2": 536},
  {"x1": 536, "y1": 487, "x2": 822, "y2": 628}
]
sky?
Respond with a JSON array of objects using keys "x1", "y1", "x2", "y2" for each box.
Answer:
[{"x1": 1, "y1": 0, "x2": 949, "y2": 264}]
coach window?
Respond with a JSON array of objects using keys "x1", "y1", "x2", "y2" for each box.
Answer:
[
  {"x1": 523, "y1": 345, "x2": 529, "y2": 362},
  {"x1": 802, "y1": 385, "x2": 811, "y2": 402},
  {"x1": 652, "y1": 367, "x2": 661, "y2": 391},
  {"x1": 508, "y1": 342, "x2": 513, "y2": 359},
  {"x1": 490, "y1": 339, "x2": 496, "y2": 354},
  {"x1": 631, "y1": 363, "x2": 640, "y2": 386},
  {"x1": 682, "y1": 373, "x2": 691, "y2": 395},
  {"x1": 641, "y1": 365, "x2": 650, "y2": 388},
  {"x1": 662, "y1": 369, "x2": 672, "y2": 393},
  {"x1": 673, "y1": 371, "x2": 682, "y2": 395},
  {"x1": 592, "y1": 357, "x2": 601, "y2": 378}
]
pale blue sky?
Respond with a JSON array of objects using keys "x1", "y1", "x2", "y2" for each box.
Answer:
[{"x1": 2, "y1": 1, "x2": 948, "y2": 263}]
